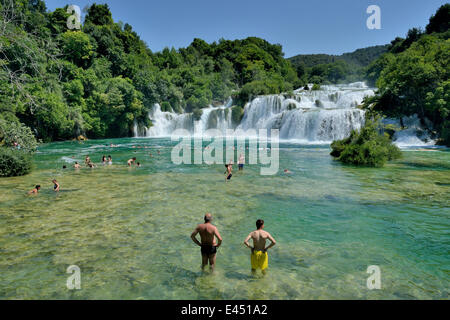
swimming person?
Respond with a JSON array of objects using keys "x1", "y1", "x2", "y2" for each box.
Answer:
[
  {"x1": 28, "y1": 185, "x2": 41, "y2": 194},
  {"x1": 225, "y1": 163, "x2": 233, "y2": 182},
  {"x1": 136, "y1": 162, "x2": 141, "y2": 167},
  {"x1": 73, "y1": 162, "x2": 81, "y2": 169},
  {"x1": 238, "y1": 153, "x2": 244, "y2": 171},
  {"x1": 52, "y1": 179, "x2": 60, "y2": 192},
  {"x1": 102, "y1": 155, "x2": 106, "y2": 165},
  {"x1": 191, "y1": 213, "x2": 223, "y2": 272},
  {"x1": 127, "y1": 157, "x2": 137, "y2": 166},
  {"x1": 85, "y1": 156, "x2": 90, "y2": 166},
  {"x1": 107, "y1": 155, "x2": 112, "y2": 165},
  {"x1": 244, "y1": 219, "x2": 277, "y2": 275}
]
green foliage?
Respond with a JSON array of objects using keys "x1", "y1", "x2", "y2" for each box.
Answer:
[
  {"x1": 365, "y1": 53, "x2": 395, "y2": 87},
  {"x1": 426, "y1": 4, "x2": 450, "y2": 34},
  {"x1": 330, "y1": 118, "x2": 402, "y2": 167},
  {"x1": 192, "y1": 108, "x2": 203, "y2": 121},
  {"x1": 160, "y1": 101, "x2": 173, "y2": 113},
  {"x1": 231, "y1": 105, "x2": 244, "y2": 125},
  {"x1": 288, "y1": 45, "x2": 389, "y2": 84},
  {"x1": 0, "y1": 1, "x2": 298, "y2": 141},
  {"x1": 60, "y1": 31, "x2": 93, "y2": 67},
  {"x1": 5, "y1": 0, "x2": 445, "y2": 146},
  {"x1": 85, "y1": 4, "x2": 113, "y2": 26},
  {"x1": 236, "y1": 76, "x2": 293, "y2": 106},
  {"x1": 311, "y1": 83, "x2": 321, "y2": 91},
  {"x1": 369, "y1": 36, "x2": 449, "y2": 143},
  {"x1": 439, "y1": 120, "x2": 450, "y2": 145},
  {"x1": 0, "y1": 120, "x2": 38, "y2": 152},
  {"x1": 0, "y1": 148, "x2": 33, "y2": 177},
  {"x1": 365, "y1": 5, "x2": 450, "y2": 145},
  {"x1": 425, "y1": 80, "x2": 450, "y2": 145},
  {"x1": 0, "y1": 118, "x2": 38, "y2": 177}
]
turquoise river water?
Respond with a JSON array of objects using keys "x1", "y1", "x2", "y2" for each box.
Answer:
[{"x1": 0, "y1": 138, "x2": 449, "y2": 299}]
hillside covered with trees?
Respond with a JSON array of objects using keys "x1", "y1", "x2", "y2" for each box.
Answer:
[
  {"x1": 288, "y1": 45, "x2": 389, "y2": 84},
  {"x1": 0, "y1": 0, "x2": 299, "y2": 143}
]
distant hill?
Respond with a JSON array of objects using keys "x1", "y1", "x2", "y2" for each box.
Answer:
[
  {"x1": 288, "y1": 45, "x2": 390, "y2": 68},
  {"x1": 286, "y1": 45, "x2": 390, "y2": 85},
  {"x1": 341, "y1": 45, "x2": 391, "y2": 66}
]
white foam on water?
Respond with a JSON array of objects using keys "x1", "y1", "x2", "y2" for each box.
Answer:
[
  {"x1": 61, "y1": 156, "x2": 77, "y2": 163},
  {"x1": 135, "y1": 82, "x2": 436, "y2": 146},
  {"x1": 384, "y1": 115, "x2": 436, "y2": 148}
]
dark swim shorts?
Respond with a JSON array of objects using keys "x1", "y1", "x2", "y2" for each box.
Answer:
[
  {"x1": 227, "y1": 173, "x2": 232, "y2": 180},
  {"x1": 201, "y1": 245, "x2": 217, "y2": 255},
  {"x1": 238, "y1": 164, "x2": 244, "y2": 168}
]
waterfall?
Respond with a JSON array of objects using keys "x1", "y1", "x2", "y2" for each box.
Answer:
[
  {"x1": 137, "y1": 82, "x2": 375, "y2": 143},
  {"x1": 383, "y1": 115, "x2": 436, "y2": 147},
  {"x1": 237, "y1": 83, "x2": 372, "y2": 142},
  {"x1": 142, "y1": 98, "x2": 234, "y2": 137}
]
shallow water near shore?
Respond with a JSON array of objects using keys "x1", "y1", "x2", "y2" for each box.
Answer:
[{"x1": 0, "y1": 138, "x2": 449, "y2": 299}]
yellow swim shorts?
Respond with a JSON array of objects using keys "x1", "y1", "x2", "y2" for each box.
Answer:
[{"x1": 251, "y1": 250, "x2": 268, "y2": 270}]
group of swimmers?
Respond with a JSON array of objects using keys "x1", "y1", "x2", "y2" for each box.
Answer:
[
  {"x1": 72, "y1": 155, "x2": 141, "y2": 169},
  {"x1": 191, "y1": 214, "x2": 276, "y2": 274},
  {"x1": 28, "y1": 153, "x2": 143, "y2": 195},
  {"x1": 28, "y1": 179, "x2": 60, "y2": 194},
  {"x1": 80, "y1": 155, "x2": 113, "y2": 168}
]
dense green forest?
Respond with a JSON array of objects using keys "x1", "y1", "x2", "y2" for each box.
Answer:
[
  {"x1": 364, "y1": 3, "x2": 450, "y2": 145},
  {"x1": 288, "y1": 45, "x2": 389, "y2": 84},
  {"x1": 0, "y1": 0, "x2": 299, "y2": 143},
  {"x1": 0, "y1": 0, "x2": 448, "y2": 154}
]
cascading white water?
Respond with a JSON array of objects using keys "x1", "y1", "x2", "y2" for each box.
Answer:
[
  {"x1": 237, "y1": 82, "x2": 372, "y2": 142},
  {"x1": 383, "y1": 115, "x2": 436, "y2": 147},
  {"x1": 138, "y1": 82, "x2": 372, "y2": 143},
  {"x1": 136, "y1": 82, "x2": 437, "y2": 146},
  {"x1": 142, "y1": 98, "x2": 233, "y2": 137}
]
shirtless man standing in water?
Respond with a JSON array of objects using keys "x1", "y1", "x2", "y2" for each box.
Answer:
[
  {"x1": 244, "y1": 219, "x2": 276, "y2": 275},
  {"x1": 191, "y1": 213, "x2": 223, "y2": 272}
]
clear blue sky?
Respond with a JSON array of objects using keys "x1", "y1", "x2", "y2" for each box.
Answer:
[{"x1": 45, "y1": 0, "x2": 448, "y2": 57}]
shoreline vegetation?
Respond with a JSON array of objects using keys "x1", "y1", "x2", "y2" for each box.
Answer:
[
  {"x1": 330, "y1": 117, "x2": 402, "y2": 167},
  {"x1": 0, "y1": 1, "x2": 448, "y2": 175}
]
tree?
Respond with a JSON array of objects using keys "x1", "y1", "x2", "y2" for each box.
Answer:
[
  {"x1": 60, "y1": 31, "x2": 93, "y2": 67},
  {"x1": 0, "y1": 119, "x2": 37, "y2": 177},
  {"x1": 0, "y1": 1, "x2": 298, "y2": 142},
  {"x1": 0, "y1": 119, "x2": 38, "y2": 152},
  {"x1": 85, "y1": 3, "x2": 113, "y2": 26},
  {"x1": 330, "y1": 117, "x2": 401, "y2": 167},
  {"x1": 426, "y1": 4, "x2": 450, "y2": 34}
]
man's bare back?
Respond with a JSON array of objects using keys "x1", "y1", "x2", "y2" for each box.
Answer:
[
  {"x1": 196, "y1": 223, "x2": 219, "y2": 246},
  {"x1": 246, "y1": 229, "x2": 276, "y2": 252},
  {"x1": 244, "y1": 220, "x2": 276, "y2": 273},
  {"x1": 191, "y1": 213, "x2": 222, "y2": 271}
]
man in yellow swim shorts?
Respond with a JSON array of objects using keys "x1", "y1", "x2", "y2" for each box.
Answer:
[{"x1": 244, "y1": 219, "x2": 277, "y2": 275}]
